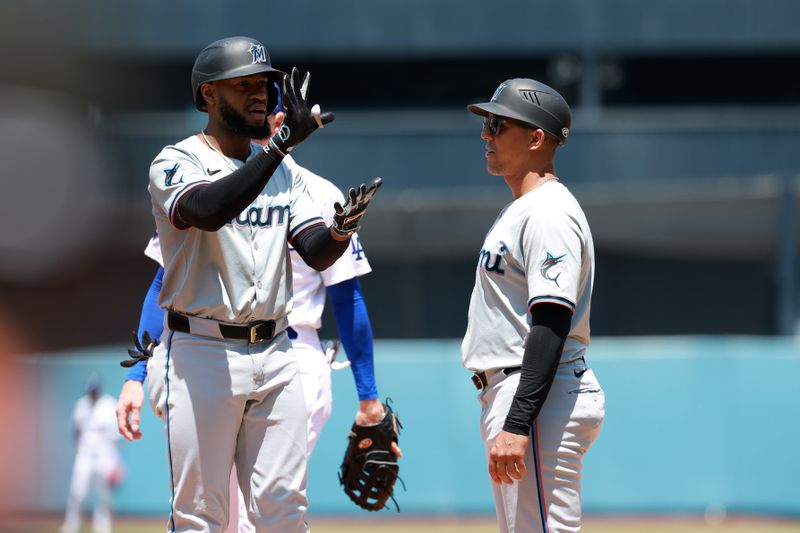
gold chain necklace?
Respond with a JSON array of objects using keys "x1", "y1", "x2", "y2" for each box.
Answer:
[{"x1": 200, "y1": 131, "x2": 239, "y2": 172}]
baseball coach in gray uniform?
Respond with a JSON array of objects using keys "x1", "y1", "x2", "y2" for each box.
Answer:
[
  {"x1": 462, "y1": 79, "x2": 605, "y2": 533},
  {"x1": 142, "y1": 37, "x2": 381, "y2": 532}
]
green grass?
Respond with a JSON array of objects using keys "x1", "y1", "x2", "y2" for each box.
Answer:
[{"x1": 4, "y1": 515, "x2": 799, "y2": 533}]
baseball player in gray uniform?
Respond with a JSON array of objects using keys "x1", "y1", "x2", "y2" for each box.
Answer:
[
  {"x1": 128, "y1": 36, "x2": 380, "y2": 532},
  {"x1": 462, "y1": 79, "x2": 605, "y2": 533}
]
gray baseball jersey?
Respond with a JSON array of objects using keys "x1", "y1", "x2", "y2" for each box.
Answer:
[
  {"x1": 149, "y1": 136, "x2": 324, "y2": 326},
  {"x1": 461, "y1": 181, "x2": 593, "y2": 372}
]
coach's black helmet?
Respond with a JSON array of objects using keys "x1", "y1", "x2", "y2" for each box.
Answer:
[
  {"x1": 468, "y1": 78, "x2": 572, "y2": 144},
  {"x1": 191, "y1": 36, "x2": 286, "y2": 111}
]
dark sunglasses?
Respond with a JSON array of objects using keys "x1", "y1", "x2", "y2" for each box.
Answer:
[
  {"x1": 482, "y1": 116, "x2": 506, "y2": 136},
  {"x1": 482, "y1": 115, "x2": 536, "y2": 136}
]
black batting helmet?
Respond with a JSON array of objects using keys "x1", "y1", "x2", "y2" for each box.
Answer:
[
  {"x1": 468, "y1": 78, "x2": 572, "y2": 144},
  {"x1": 191, "y1": 36, "x2": 285, "y2": 112}
]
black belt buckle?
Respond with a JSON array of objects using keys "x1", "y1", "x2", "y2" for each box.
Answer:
[
  {"x1": 471, "y1": 372, "x2": 487, "y2": 391},
  {"x1": 248, "y1": 321, "x2": 275, "y2": 344}
]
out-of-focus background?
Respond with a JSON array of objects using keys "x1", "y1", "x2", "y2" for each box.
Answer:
[{"x1": 1, "y1": 1, "x2": 799, "y2": 531}]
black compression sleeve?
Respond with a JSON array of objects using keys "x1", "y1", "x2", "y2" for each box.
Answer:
[
  {"x1": 503, "y1": 303, "x2": 572, "y2": 436},
  {"x1": 291, "y1": 224, "x2": 351, "y2": 271},
  {"x1": 175, "y1": 149, "x2": 282, "y2": 231}
]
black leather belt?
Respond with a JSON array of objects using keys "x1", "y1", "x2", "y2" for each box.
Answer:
[
  {"x1": 471, "y1": 356, "x2": 587, "y2": 391},
  {"x1": 471, "y1": 366, "x2": 522, "y2": 391},
  {"x1": 167, "y1": 311, "x2": 277, "y2": 344}
]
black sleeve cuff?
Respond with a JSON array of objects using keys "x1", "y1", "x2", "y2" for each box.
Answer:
[{"x1": 291, "y1": 223, "x2": 350, "y2": 271}]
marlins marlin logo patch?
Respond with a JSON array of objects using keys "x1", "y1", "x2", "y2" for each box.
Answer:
[
  {"x1": 540, "y1": 252, "x2": 566, "y2": 287},
  {"x1": 163, "y1": 163, "x2": 183, "y2": 186}
]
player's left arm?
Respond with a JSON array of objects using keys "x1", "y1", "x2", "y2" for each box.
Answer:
[
  {"x1": 511, "y1": 208, "x2": 582, "y2": 431},
  {"x1": 116, "y1": 266, "x2": 164, "y2": 441},
  {"x1": 489, "y1": 304, "x2": 570, "y2": 484},
  {"x1": 291, "y1": 224, "x2": 350, "y2": 271},
  {"x1": 327, "y1": 276, "x2": 378, "y2": 403},
  {"x1": 490, "y1": 207, "x2": 582, "y2": 484},
  {"x1": 504, "y1": 304, "x2": 571, "y2": 434},
  {"x1": 125, "y1": 266, "x2": 165, "y2": 382},
  {"x1": 289, "y1": 170, "x2": 381, "y2": 271},
  {"x1": 71, "y1": 402, "x2": 82, "y2": 445},
  {"x1": 327, "y1": 276, "x2": 402, "y2": 458}
]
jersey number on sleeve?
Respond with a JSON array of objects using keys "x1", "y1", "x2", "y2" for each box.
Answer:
[{"x1": 350, "y1": 235, "x2": 365, "y2": 261}]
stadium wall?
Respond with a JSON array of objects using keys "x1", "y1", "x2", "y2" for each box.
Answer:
[{"x1": 7, "y1": 336, "x2": 799, "y2": 517}]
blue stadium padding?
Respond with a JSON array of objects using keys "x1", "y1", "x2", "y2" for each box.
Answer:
[{"x1": 17, "y1": 336, "x2": 800, "y2": 517}]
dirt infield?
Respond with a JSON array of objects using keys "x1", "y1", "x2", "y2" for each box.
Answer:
[
  {"x1": 315, "y1": 515, "x2": 800, "y2": 533},
  {"x1": 3, "y1": 514, "x2": 799, "y2": 532}
]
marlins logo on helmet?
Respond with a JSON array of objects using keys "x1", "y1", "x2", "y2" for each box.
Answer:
[
  {"x1": 491, "y1": 83, "x2": 508, "y2": 102},
  {"x1": 249, "y1": 42, "x2": 267, "y2": 64}
]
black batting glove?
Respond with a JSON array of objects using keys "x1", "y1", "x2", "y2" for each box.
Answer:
[
  {"x1": 120, "y1": 331, "x2": 159, "y2": 368},
  {"x1": 332, "y1": 177, "x2": 383, "y2": 239},
  {"x1": 265, "y1": 67, "x2": 334, "y2": 159}
]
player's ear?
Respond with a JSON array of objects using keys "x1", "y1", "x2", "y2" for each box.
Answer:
[
  {"x1": 529, "y1": 128, "x2": 546, "y2": 149},
  {"x1": 200, "y1": 83, "x2": 216, "y2": 109}
]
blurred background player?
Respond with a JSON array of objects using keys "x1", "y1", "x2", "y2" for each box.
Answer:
[
  {"x1": 116, "y1": 85, "x2": 398, "y2": 532},
  {"x1": 61, "y1": 373, "x2": 124, "y2": 533}
]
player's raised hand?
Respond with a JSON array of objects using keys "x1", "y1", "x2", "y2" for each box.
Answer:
[
  {"x1": 116, "y1": 380, "x2": 145, "y2": 441},
  {"x1": 331, "y1": 177, "x2": 382, "y2": 240},
  {"x1": 267, "y1": 67, "x2": 334, "y2": 157}
]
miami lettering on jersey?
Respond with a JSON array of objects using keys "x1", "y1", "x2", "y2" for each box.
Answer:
[
  {"x1": 230, "y1": 204, "x2": 289, "y2": 229},
  {"x1": 478, "y1": 246, "x2": 506, "y2": 274}
]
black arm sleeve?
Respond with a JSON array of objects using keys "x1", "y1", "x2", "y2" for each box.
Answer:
[
  {"x1": 175, "y1": 149, "x2": 282, "y2": 231},
  {"x1": 503, "y1": 303, "x2": 572, "y2": 436},
  {"x1": 291, "y1": 223, "x2": 351, "y2": 271}
]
